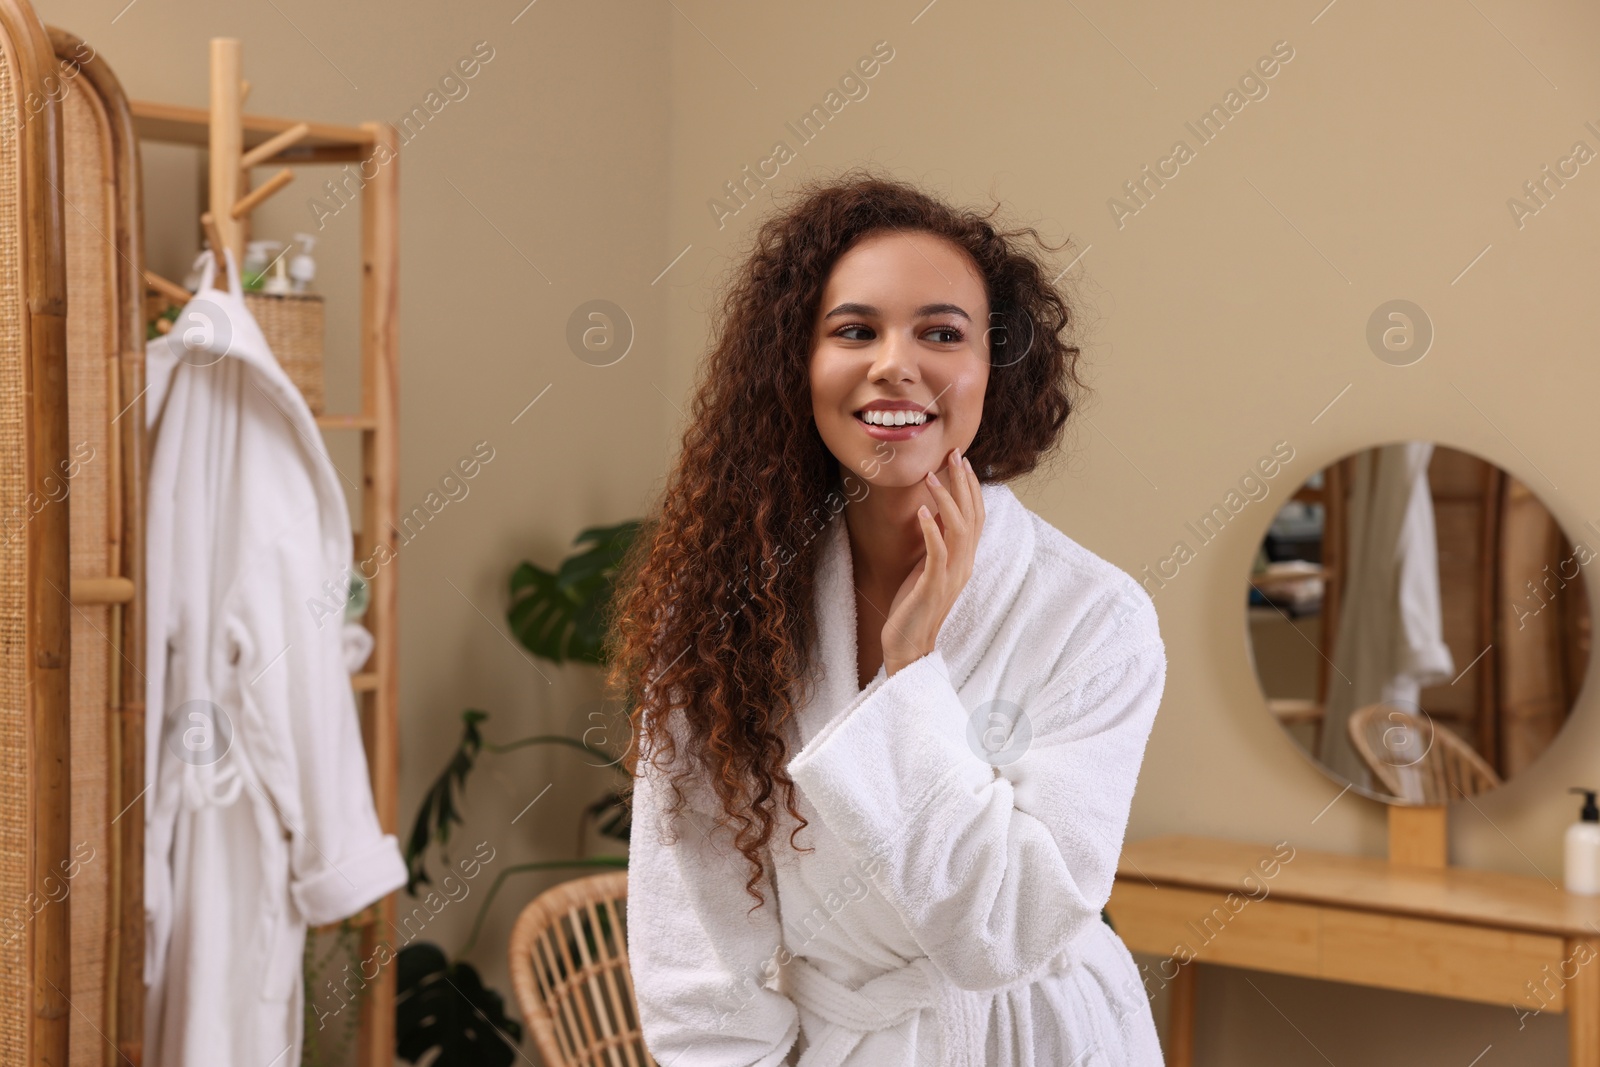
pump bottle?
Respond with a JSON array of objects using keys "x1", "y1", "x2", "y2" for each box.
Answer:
[{"x1": 1566, "y1": 787, "x2": 1600, "y2": 895}]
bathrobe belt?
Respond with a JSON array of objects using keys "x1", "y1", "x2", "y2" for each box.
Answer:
[{"x1": 784, "y1": 944, "x2": 1079, "y2": 1067}]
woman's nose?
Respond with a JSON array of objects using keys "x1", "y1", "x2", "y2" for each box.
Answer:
[{"x1": 869, "y1": 329, "x2": 919, "y2": 383}]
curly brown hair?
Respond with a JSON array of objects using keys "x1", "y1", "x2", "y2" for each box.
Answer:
[{"x1": 604, "y1": 167, "x2": 1084, "y2": 913}]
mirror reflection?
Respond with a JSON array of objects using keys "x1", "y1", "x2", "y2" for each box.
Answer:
[{"x1": 1247, "y1": 441, "x2": 1593, "y2": 804}]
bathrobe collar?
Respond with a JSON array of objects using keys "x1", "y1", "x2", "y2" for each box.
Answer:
[{"x1": 808, "y1": 480, "x2": 1035, "y2": 719}]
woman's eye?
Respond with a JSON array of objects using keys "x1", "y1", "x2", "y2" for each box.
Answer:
[
  {"x1": 927, "y1": 326, "x2": 964, "y2": 344},
  {"x1": 836, "y1": 324, "x2": 874, "y2": 341}
]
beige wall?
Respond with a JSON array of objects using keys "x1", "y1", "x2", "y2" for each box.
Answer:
[{"x1": 44, "y1": 0, "x2": 1599, "y2": 1060}]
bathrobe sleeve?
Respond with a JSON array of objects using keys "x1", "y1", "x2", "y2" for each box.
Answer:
[
  {"x1": 785, "y1": 595, "x2": 1166, "y2": 992},
  {"x1": 627, "y1": 727, "x2": 801, "y2": 1067},
  {"x1": 223, "y1": 504, "x2": 408, "y2": 928}
]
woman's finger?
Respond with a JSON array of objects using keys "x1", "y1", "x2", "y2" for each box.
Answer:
[
  {"x1": 946, "y1": 448, "x2": 972, "y2": 525},
  {"x1": 941, "y1": 453, "x2": 976, "y2": 562},
  {"x1": 920, "y1": 503, "x2": 949, "y2": 574},
  {"x1": 924, "y1": 466, "x2": 967, "y2": 542}
]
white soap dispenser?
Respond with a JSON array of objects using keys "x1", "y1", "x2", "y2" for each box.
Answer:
[
  {"x1": 1566, "y1": 787, "x2": 1600, "y2": 895},
  {"x1": 289, "y1": 232, "x2": 318, "y2": 293},
  {"x1": 242, "y1": 240, "x2": 280, "y2": 291},
  {"x1": 262, "y1": 249, "x2": 292, "y2": 295}
]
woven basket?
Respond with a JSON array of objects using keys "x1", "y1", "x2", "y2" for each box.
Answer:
[{"x1": 244, "y1": 290, "x2": 325, "y2": 415}]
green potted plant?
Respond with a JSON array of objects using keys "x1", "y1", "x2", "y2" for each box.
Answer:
[{"x1": 394, "y1": 520, "x2": 641, "y2": 1065}]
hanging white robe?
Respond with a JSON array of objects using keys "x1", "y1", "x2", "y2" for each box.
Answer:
[
  {"x1": 1318, "y1": 442, "x2": 1455, "y2": 793},
  {"x1": 143, "y1": 250, "x2": 407, "y2": 1065},
  {"x1": 627, "y1": 480, "x2": 1167, "y2": 1066}
]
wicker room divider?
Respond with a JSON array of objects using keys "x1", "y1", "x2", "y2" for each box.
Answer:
[
  {"x1": 47, "y1": 24, "x2": 147, "y2": 1066},
  {"x1": 0, "y1": 1, "x2": 75, "y2": 1065}
]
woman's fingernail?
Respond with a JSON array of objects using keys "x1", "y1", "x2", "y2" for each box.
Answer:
[{"x1": 926, "y1": 470, "x2": 941, "y2": 487}]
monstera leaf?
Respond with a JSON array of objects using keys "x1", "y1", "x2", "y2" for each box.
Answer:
[
  {"x1": 507, "y1": 520, "x2": 641, "y2": 665},
  {"x1": 396, "y1": 943, "x2": 522, "y2": 1067},
  {"x1": 586, "y1": 788, "x2": 631, "y2": 843},
  {"x1": 404, "y1": 710, "x2": 489, "y2": 895}
]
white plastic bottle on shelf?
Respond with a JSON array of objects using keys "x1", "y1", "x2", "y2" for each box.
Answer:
[
  {"x1": 1566, "y1": 788, "x2": 1600, "y2": 895},
  {"x1": 263, "y1": 251, "x2": 292, "y2": 295},
  {"x1": 242, "y1": 240, "x2": 280, "y2": 291},
  {"x1": 290, "y1": 232, "x2": 318, "y2": 293}
]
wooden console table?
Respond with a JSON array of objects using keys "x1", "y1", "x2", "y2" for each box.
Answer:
[{"x1": 1106, "y1": 833, "x2": 1600, "y2": 1066}]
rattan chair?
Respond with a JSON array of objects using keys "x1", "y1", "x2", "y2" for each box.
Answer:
[
  {"x1": 1348, "y1": 702, "x2": 1503, "y2": 804},
  {"x1": 508, "y1": 870, "x2": 657, "y2": 1067}
]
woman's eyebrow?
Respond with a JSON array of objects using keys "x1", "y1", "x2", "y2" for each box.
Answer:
[{"x1": 822, "y1": 302, "x2": 972, "y2": 321}]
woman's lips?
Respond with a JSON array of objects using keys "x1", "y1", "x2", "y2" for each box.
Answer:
[{"x1": 853, "y1": 412, "x2": 936, "y2": 441}]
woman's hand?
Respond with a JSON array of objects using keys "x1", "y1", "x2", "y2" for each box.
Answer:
[{"x1": 881, "y1": 447, "x2": 986, "y2": 677}]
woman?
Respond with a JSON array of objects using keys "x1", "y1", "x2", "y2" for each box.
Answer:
[{"x1": 607, "y1": 170, "x2": 1167, "y2": 1066}]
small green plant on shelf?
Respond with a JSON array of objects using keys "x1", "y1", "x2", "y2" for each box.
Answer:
[
  {"x1": 300, "y1": 919, "x2": 363, "y2": 1067},
  {"x1": 147, "y1": 303, "x2": 180, "y2": 342},
  {"x1": 395, "y1": 520, "x2": 642, "y2": 1066}
]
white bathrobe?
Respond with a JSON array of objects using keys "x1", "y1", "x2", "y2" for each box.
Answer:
[
  {"x1": 143, "y1": 250, "x2": 407, "y2": 1065},
  {"x1": 628, "y1": 480, "x2": 1167, "y2": 1066},
  {"x1": 1318, "y1": 442, "x2": 1455, "y2": 792}
]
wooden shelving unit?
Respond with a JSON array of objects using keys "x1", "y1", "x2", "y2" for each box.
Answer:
[{"x1": 129, "y1": 37, "x2": 401, "y2": 1066}]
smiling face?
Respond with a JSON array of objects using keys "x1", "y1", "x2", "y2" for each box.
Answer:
[{"x1": 808, "y1": 229, "x2": 991, "y2": 489}]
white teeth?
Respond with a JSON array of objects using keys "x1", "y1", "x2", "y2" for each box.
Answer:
[{"x1": 861, "y1": 409, "x2": 929, "y2": 426}]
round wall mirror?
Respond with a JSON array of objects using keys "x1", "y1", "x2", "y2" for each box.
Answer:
[{"x1": 1245, "y1": 440, "x2": 1593, "y2": 804}]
